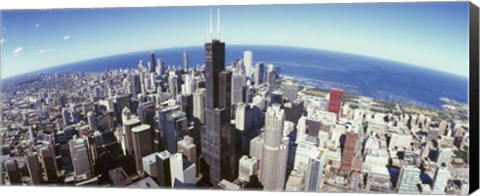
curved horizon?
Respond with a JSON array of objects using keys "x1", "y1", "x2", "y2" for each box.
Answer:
[{"x1": 1, "y1": 44, "x2": 469, "y2": 80}]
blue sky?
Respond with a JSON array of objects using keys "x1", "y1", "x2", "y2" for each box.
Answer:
[{"x1": 0, "y1": 2, "x2": 470, "y2": 78}]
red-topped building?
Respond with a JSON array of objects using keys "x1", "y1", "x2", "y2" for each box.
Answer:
[{"x1": 328, "y1": 89, "x2": 344, "y2": 116}]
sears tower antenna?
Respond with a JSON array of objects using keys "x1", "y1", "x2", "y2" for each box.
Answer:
[
  {"x1": 217, "y1": 8, "x2": 221, "y2": 40},
  {"x1": 207, "y1": 7, "x2": 222, "y2": 41}
]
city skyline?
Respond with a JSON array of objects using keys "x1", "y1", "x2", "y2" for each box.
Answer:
[
  {"x1": 0, "y1": 2, "x2": 470, "y2": 78},
  {"x1": 0, "y1": 2, "x2": 473, "y2": 193}
]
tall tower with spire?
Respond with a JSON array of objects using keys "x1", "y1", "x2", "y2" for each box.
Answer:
[{"x1": 201, "y1": 8, "x2": 236, "y2": 187}]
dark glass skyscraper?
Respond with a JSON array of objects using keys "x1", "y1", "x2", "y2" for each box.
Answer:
[
  {"x1": 149, "y1": 52, "x2": 157, "y2": 73},
  {"x1": 201, "y1": 39, "x2": 236, "y2": 186}
]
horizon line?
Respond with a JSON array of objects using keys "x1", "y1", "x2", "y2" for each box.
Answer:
[{"x1": 1, "y1": 43, "x2": 469, "y2": 80}]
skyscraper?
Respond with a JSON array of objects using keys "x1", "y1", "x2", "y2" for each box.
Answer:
[
  {"x1": 254, "y1": 63, "x2": 265, "y2": 86},
  {"x1": 243, "y1": 50, "x2": 253, "y2": 78},
  {"x1": 156, "y1": 150, "x2": 172, "y2": 187},
  {"x1": 259, "y1": 104, "x2": 290, "y2": 191},
  {"x1": 169, "y1": 152, "x2": 196, "y2": 188},
  {"x1": 62, "y1": 107, "x2": 70, "y2": 126},
  {"x1": 26, "y1": 152, "x2": 42, "y2": 185},
  {"x1": 131, "y1": 74, "x2": 142, "y2": 97},
  {"x1": 201, "y1": 28, "x2": 237, "y2": 186},
  {"x1": 238, "y1": 155, "x2": 259, "y2": 182},
  {"x1": 193, "y1": 88, "x2": 206, "y2": 124},
  {"x1": 87, "y1": 111, "x2": 98, "y2": 131},
  {"x1": 340, "y1": 131, "x2": 358, "y2": 173},
  {"x1": 137, "y1": 101, "x2": 155, "y2": 130},
  {"x1": 132, "y1": 124, "x2": 153, "y2": 173},
  {"x1": 4, "y1": 159, "x2": 22, "y2": 184},
  {"x1": 432, "y1": 167, "x2": 450, "y2": 194},
  {"x1": 304, "y1": 149, "x2": 326, "y2": 192},
  {"x1": 327, "y1": 89, "x2": 343, "y2": 116},
  {"x1": 149, "y1": 52, "x2": 157, "y2": 73},
  {"x1": 40, "y1": 147, "x2": 58, "y2": 182},
  {"x1": 123, "y1": 117, "x2": 141, "y2": 156},
  {"x1": 69, "y1": 137, "x2": 93, "y2": 180},
  {"x1": 114, "y1": 93, "x2": 131, "y2": 124},
  {"x1": 183, "y1": 50, "x2": 189, "y2": 71},
  {"x1": 218, "y1": 70, "x2": 232, "y2": 109},
  {"x1": 396, "y1": 166, "x2": 420, "y2": 194},
  {"x1": 231, "y1": 74, "x2": 246, "y2": 105}
]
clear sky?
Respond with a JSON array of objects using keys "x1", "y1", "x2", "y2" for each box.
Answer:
[{"x1": 0, "y1": 2, "x2": 470, "y2": 78}]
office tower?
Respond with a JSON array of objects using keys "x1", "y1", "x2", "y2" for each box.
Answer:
[
  {"x1": 157, "y1": 58, "x2": 165, "y2": 76},
  {"x1": 132, "y1": 124, "x2": 153, "y2": 173},
  {"x1": 340, "y1": 131, "x2": 358, "y2": 173},
  {"x1": 270, "y1": 90, "x2": 284, "y2": 106},
  {"x1": 304, "y1": 149, "x2": 326, "y2": 192},
  {"x1": 142, "y1": 153, "x2": 158, "y2": 178},
  {"x1": 281, "y1": 82, "x2": 299, "y2": 102},
  {"x1": 156, "y1": 150, "x2": 172, "y2": 187},
  {"x1": 177, "y1": 136, "x2": 197, "y2": 167},
  {"x1": 218, "y1": 70, "x2": 232, "y2": 108},
  {"x1": 87, "y1": 111, "x2": 98, "y2": 131},
  {"x1": 327, "y1": 89, "x2": 343, "y2": 116},
  {"x1": 231, "y1": 74, "x2": 246, "y2": 105},
  {"x1": 123, "y1": 117, "x2": 141, "y2": 156},
  {"x1": 202, "y1": 37, "x2": 237, "y2": 186},
  {"x1": 69, "y1": 137, "x2": 93, "y2": 180},
  {"x1": 114, "y1": 93, "x2": 131, "y2": 124},
  {"x1": 137, "y1": 101, "x2": 155, "y2": 129},
  {"x1": 132, "y1": 74, "x2": 142, "y2": 96},
  {"x1": 436, "y1": 148, "x2": 453, "y2": 165},
  {"x1": 265, "y1": 64, "x2": 277, "y2": 93},
  {"x1": 157, "y1": 106, "x2": 180, "y2": 153},
  {"x1": 432, "y1": 167, "x2": 450, "y2": 194},
  {"x1": 183, "y1": 50, "x2": 189, "y2": 71},
  {"x1": 40, "y1": 147, "x2": 57, "y2": 182},
  {"x1": 169, "y1": 153, "x2": 196, "y2": 188},
  {"x1": 28, "y1": 126, "x2": 35, "y2": 142},
  {"x1": 238, "y1": 155, "x2": 259, "y2": 182},
  {"x1": 193, "y1": 88, "x2": 206, "y2": 124},
  {"x1": 166, "y1": 111, "x2": 188, "y2": 154},
  {"x1": 244, "y1": 50, "x2": 253, "y2": 77},
  {"x1": 284, "y1": 99, "x2": 304, "y2": 123},
  {"x1": 180, "y1": 94, "x2": 193, "y2": 119},
  {"x1": 149, "y1": 52, "x2": 156, "y2": 73},
  {"x1": 62, "y1": 107, "x2": 71, "y2": 126},
  {"x1": 183, "y1": 74, "x2": 194, "y2": 95},
  {"x1": 254, "y1": 63, "x2": 265, "y2": 86},
  {"x1": 26, "y1": 153, "x2": 42, "y2": 185},
  {"x1": 244, "y1": 85, "x2": 255, "y2": 103},
  {"x1": 396, "y1": 166, "x2": 421, "y2": 194},
  {"x1": 259, "y1": 104, "x2": 290, "y2": 191},
  {"x1": 5, "y1": 159, "x2": 22, "y2": 184},
  {"x1": 235, "y1": 102, "x2": 253, "y2": 131}
]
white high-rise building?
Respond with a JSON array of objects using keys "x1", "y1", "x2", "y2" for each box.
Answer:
[
  {"x1": 238, "y1": 155, "x2": 259, "y2": 182},
  {"x1": 259, "y1": 104, "x2": 290, "y2": 191},
  {"x1": 432, "y1": 167, "x2": 450, "y2": 194},
  {"x1": 87, "y1": 111, "x2": 97, "y2": 131},
  {"x1": 231, "y1": 74, "x2": 246, "y2": 104},
  {"x1": 243, "y1": 50, "x2": 253, "y2": 77},
  {"x1": 169, "y1": 152, "x2": 196, "y2": 188},
  {"x1": 193, "y1": 88, "x2": 206, "y2": 124},
  {"x1": 69, "y1": 137, "x2": 92, "y2": 180},
  {"x1": 396, "y1": 166, "x2": 421, "y2": 194},
  {"x1": 304, "y1": 149, "x2": 326, "y2": 192}
]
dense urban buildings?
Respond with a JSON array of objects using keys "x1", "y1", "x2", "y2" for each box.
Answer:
[{"x1": 0, "y1": 8, "x2": 471, "y2": 195}]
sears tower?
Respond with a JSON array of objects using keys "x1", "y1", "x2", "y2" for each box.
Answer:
[{"x1": 201, "y1": 8, "x2": 236, "y2": 187}]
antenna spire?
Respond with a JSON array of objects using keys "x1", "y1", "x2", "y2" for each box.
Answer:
[
  {"x1": 209, "y1": 7, "x2": 213, "y2": 40},
  {"x1": 217, "y1": 8, "x2": 221, "y2": 40}
]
